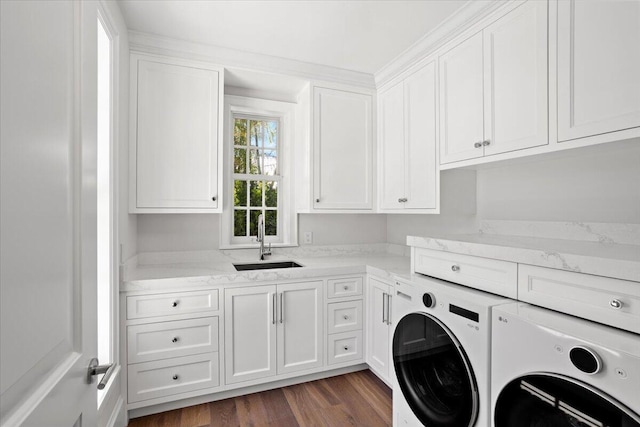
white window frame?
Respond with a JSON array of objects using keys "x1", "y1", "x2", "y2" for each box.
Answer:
[{"x1": 221, "y1": 96, "x2": 297, "y2": 248}]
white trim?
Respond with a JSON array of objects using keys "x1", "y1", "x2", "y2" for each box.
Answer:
[
  {"x1": 105, "y1": 396, "x2": 124, "y2": 427},
  {"x1": 128, "y1": 30, "x2": 375, "y2": 90},
  {"x1": 221, "y1": 96, "x2": 297, "y2": 249}
]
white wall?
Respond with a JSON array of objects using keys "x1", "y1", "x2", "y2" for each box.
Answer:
[
  {"x1": 299, "y1": 214, "x2": 386, "y2": 245},
  {"x1": 476, "y1": 142, "x2": 640, "y2": 224}
]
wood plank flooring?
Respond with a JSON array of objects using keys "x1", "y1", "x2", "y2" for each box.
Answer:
[{"x1": 128, "y1": 370, "x2": 392, "y2": 427}]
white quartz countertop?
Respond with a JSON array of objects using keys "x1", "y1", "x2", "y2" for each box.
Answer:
[
  {"x1": 122, "y1": 251, "x2": 411, "y2": 293},
  {"x1": 407, "y1": 233, "x2": 640, "y2": 282}
]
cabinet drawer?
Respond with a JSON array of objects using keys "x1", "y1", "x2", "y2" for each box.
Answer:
[
  {"x1": 327, "y1": 277, "x2": 363, "y2": 299},
  {"x1": 127, "y1": 289, "x2": 219, "y2": 319},
  {"x1": 327, "y1": 300, "x2": 363, "y2": 334},
  {"x1": 413, "y1": 248, "x2": 517, "y2": 298},
  {"x1": 327, "y1": 331, "x2": 363, "y2": 365},
  {"x1": 128, "y1": 317, "x2": 218, "y2": 364},
  {"x1": 128, "y1": 353, "x2": 219, "y2": 403},
  {"x1": 518, "y1": 265, "x2": 640, "y2": 334}
]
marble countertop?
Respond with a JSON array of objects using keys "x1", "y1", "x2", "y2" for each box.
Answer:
[
  {"x1": 407, "y1": 233, "x2": 640, "y2": 282},
  {"x1": 122, "y1": 250, "x2": 411, "y2": 293}
]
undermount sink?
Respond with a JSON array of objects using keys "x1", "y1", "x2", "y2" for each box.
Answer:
[{"x1": 233, "y1": 261, "x2": 303, "y2": 271}]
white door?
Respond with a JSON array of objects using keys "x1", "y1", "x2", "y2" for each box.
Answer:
[
  {"x1": 1, "y1": 1, "x2": 99, "y2": 425},
  {"x1": 404, "y1": 61, "x2": 438, "y2": 209},
  {"x1": 135, "y1": 58, "x2": 220, "y2": 209},
  {"x1": 557, "y1": 0, "x2": 640, "y2": 141},
  {"x1": 366, "y1": 279, "x2": 390, "y2": 382},
  {"x1": 379, "y1": 82, "x2": 406, "y2": 210},
  {"x1": 439, "y1": 32, "x2": 484, "y2": 164},
  {"x1": 483, "y1": 0, "x2": 548, "y2": 155},
  {"x1": 224, "y1": 285, "x2": 277, "y2": 384},
  {"x1": 313, "y1": 87, "x2": 373, "y2": 210},
  {"x1": 276, "y1": 281, "x2": 323, "y2": 375}
]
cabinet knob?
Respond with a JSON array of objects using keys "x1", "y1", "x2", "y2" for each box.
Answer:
[
  {"x1": 172, "y1": 374, "x2": 179, "y2": 380},
  {"x1": 172, "y1": 301, "x2": 179, "y2": 307},
  {"x1": 172, "y1": 337, "x2": 179, "y2": 343},
  {"x1": 316, "y1": 198, "x2": 320, "y2": 203},
  {"x1": 343, "y1": 346, "x2": 349, "y2": 351},
  {"x1": 474, "y1": 142, "x2": 483, "y2": 148},
  {"x1": 343, "y1": 285, "x2": 349, "y2": 291},
  {"x1": 451, "y1": 265, "x2": 460, "y2": 272},
  {"x1": 343, "y1": 315, "x2": 349, "y2": 320},
  {"x1": 211, "y1": 196, "x2": 217, "y2": 201},
  {"x1": 610, "y1": 299, "x2": 623, "y2": 309},
  {"x1": 482, "y1": 140, "x2": 491, "y2": 146}
]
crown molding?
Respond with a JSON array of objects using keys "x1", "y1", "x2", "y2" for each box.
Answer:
[
  {"x1": 375, "y1": 0, "x2": 508, "y2": 88},
  {"x1": 128, "y1": 31, "x2": 376, "y2": 89}
]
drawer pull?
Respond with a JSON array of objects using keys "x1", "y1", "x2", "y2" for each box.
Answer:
[
  {"x1": 343, "y1": 315, "x2": 349, "y2": 320},
  {"x1": 343, "y1": 346, "x2": 349, "y2": 351},
  {"x1": 172, "y1": 301, "x2": 179, "y2": 307},
  {"x1": 451, "y1": 265, "x2": 460, "y2": 272},
  {"x1": 172, "y1": 374, "x2": 179, "y2": 380},
  {"x1": 610, "y1": 299, "x2": 623, "y2": 309},
  {"x1": 172, "y1": 337, "x2": 179, "y2": 343},
  {"x1": 343, "y1": 285, "x2": 349, "y2": 290}
]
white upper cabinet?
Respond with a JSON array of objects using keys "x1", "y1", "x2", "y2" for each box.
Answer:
[
  {"x1": 557, "y1": 0, "x2": 640, "y2": 142},
  {"x1": 439, "y1": 0, "x2": 548, "y2": 164},
  {"x1": 379, "y1": 61, "x2": 438, "y2": 212},
  {"x1": 483, "y1": 0, "x2": 548, "y2": 155},
  {"x1": 130, "y1": 53, "x2": 223, "y2": 213},
  {"x1": 312, "y1": 86, "x2": 374, "y2": 210},
  {"x1": 439, "y1": 32, "x2": 485, "y2": 164}
]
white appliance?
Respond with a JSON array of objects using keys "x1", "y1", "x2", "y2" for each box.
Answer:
[
  {"x1": 491, "y1": 302, "x2": 640, "y2": 426},
  {"x1": 391, "y1": 274, "x2": 511, "y2": 427}
]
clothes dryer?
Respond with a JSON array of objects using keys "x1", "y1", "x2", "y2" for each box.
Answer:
[{"x1": 491, "y1": 302, "x2": 640, "y2": 427}]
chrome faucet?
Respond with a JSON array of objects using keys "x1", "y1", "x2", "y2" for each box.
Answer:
[{"x1": 257, "y1": 214, "x2": 272, "y2": 260}]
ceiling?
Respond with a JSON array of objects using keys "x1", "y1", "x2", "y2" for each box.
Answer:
[{"x1": 117, "y1": 1, "x2": 471, "y2": 75}]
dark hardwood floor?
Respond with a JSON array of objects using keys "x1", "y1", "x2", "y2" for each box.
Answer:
[{"x1": 128, "y1": 370, "x2": 392, "y2": 427}]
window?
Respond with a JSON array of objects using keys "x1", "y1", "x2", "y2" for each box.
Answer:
[
  {"x1": 232, "y1": 117, "x2": 280, "y2": 241},
  {"x1": 221, "y1": 96, "x2": 296, "y2": 248}
]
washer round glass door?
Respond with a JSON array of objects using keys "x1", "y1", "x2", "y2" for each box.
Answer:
[
  {"x1": 494, "y1": 373, "x2": 640, "y2": 427},
  {"x1": 393, "y1": 312, "x2": 478, "y2": 427}
]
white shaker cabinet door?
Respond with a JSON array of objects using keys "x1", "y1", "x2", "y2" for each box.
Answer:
[
  {"x1": 379, "y1": 81, "x2": 406, "y2": 210},
  {"x1": 276, "y1": 281, "x2": 323, "y2": 375},
  {"x1": 439, "y1": 32, "x2": 484, "y2": 164},
  {"x1": 135, "y1": 58, "x2": 220, "y2": 210},
  {"x1": 313, "y1": 87, "x2": 373, "y2": 210},
  {"x1": 224, "y1": 285, "x2": 277, "y2": 384},
  {"x1": 366, "y1": 278, "x2": 391, "y2": 382},
  {"x1": 483, "y1": 0, "x2": 548, "y2": 155},
  {"x1": 404, "y1": 61, "x2": 438, "y2": 209},
  {"x1": 557, "y1": 0, "x2": 640, "y2": 141}
]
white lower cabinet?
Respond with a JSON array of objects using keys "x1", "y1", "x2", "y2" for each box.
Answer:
[
  {"x1": 366, "y1": 277, "x2": 393, "y2": 384},
  {"x1": 224, "y1": 281, "x2": 323, "y2": 385}
]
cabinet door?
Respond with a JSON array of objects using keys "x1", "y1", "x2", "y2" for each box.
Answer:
[
  {"x1": 405, "y1": 61, "x2": 438, "y2": 209},
  {"x1": 439, "y1": 32, "x2": 484, "y2": 164},
  {"x1": 135, "y1": 59, "x2": 220, "y2": 209},
  {"x1": 557, "y1": 0, "x2": 640, "y2": 141},
  {"x1": 366, "y1": 278, "x2": 391, "y2": 382},
  {"x1": 224, "y1": 285, "x2": 276, "y2": 384},
  {"x1": 276, "y1": 281, "x2": 323, "y2": 375},
  {"x1": 484, "y1": 0, "x2": 548, "y2": 155},
  {"x1": 379, "y1": 82, "x2": 406, "y2": 210},
  {"x1": 313, "y1": 87, "x2": 373, "y2": 210}
]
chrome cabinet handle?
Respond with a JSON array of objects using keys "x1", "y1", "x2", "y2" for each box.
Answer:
[
  {"x1": 172, "y1": 374, "x2": 179, "y2": 380},
  {"x1": 172, "y1": 301, "x2": 178, "y2": 307},
  {"x1": 386, "y1": 294, "x2": 392, "y2": 325},
  {"x1": 451, "y1": 265, "x2": 460, "y2": 272},
  {"x1": 474, "y1": 142, "x2": 483, "y2": 148},
  {"x1": 280, "y1": 292, "x2": 284, "y2": 323},
  {"x1": 382, "y1": 292, "x2": 387, "y2": 324},
  {"x1": 482, "y1": 140, "x2": 491, "y2": 146},
  {"x1": 398, "y1": 198, "x2": 408, "y2": 203},
  {"x1": 610, "y1": 299, "x2": 623, "y2": 309},
  {"x1": 343, "y1": 346, "x2": 349, "y2": 351},
  {"x1": 316, "y1": 198, "x2": 320, "y2": 203},
  {"x1": 211, "y1": 196, "x2": 217, "y2": 201},
  {"x1": 272, "y1": 293, "x2": 276, "y2": 324},
  {"x1": 343, "y1": 285, "x2": 349, "y2": 290},
  {"x1": 172, "y1": 337, "x2": 179, "y2": 343},
  {"x1": 343, "y1": 314, "x2": 349, "y2": 320}
]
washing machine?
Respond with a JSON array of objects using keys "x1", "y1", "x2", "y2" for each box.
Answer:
[
  {"x1": 491, "y1": 302, "x2": 640, "y2": 426},
  {"x1": 391, "y1": 274, "x2": 512, "y2": 427}
]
